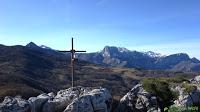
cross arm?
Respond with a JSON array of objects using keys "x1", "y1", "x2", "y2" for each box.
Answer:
[
  {"x1": 59, "y1": 50, "x2": 86, "y2": 53},
  {"x1": 59, "y1": 51, "x2": 71, "y2": 52},
  {"x1": 76, "y1": 50, "x2": 86, "y2": 53}
]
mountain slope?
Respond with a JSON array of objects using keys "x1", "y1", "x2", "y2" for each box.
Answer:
[
  {"x1": 77, "y1": 46, "x2": 200, "y2": 72},
  {"x1": 0, "y1": 43, "x2": 70, "y2": 100},
  {"x1": 0, "y1": 43, "x2": 140, "y2": 101},
  {"x1": 0, "y1": 43, "x2": 198, "y2": 102}
]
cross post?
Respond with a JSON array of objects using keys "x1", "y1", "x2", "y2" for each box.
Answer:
[{"x1": 59, "y1": 38, "x2": 86, "y2": 87}]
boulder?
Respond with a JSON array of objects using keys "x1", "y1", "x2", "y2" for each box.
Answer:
[
  {"x1": 173, "y1": 85, "x2": 200, "y2": 106},
  {"x1": 191, "y1": 75, "x2": 200, "y2": 84},
  {"x1": 0, "y1": 86, "x2": 112, "y2": 112},
  {"x1": 64, "y1": 95, "x2": 94, "y2": 112},
  {"x1": 0, "y1": 96, "x2": 30, "y2": 112},
  {"x1": 64, "y1": 88, "x2": 112, "y2": 112},
  {"x1": 42, "y1": 86, "x2": 92, "y2": 112},
  {"x1": 117, "y1": 84, "x2": 161, "y2": 112},
  {"x1": 28, "y1": 93, "x2": 53, "y2": 112}
]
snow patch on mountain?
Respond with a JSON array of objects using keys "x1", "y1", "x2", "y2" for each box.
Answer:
[
  {"x1": 117, "y1": 47, "x2": 130, "y2": 53},
  {"x1": 144, "y1": 51, "x2": 164, "y2": 58},
  {"x1": 40, "y1": 45, "x2": 52, "y2": 50}
]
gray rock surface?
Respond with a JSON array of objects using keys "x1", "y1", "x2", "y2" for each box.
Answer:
[
  {"x1": 0, "y1": 86, "x2": 111, "y2": 112},
  {"x1": 191, "y1": 75, "x2": 200, "y2": 84},
  {"x1": 173, "y1": 83, "x2": 200, "y2": 106},
  {"x1": 42, "y1": 86, "x2": 93, "y2": 112},
  {"x1": 64, "y1": 88, "x2": 112, "y2": 112},
  {"x1": 28, "y1": 93, "x2": 53, "y2": 112},
  {"x1": 0, "y1": 96, "x2": 30, "y2": 112},
  {"x1": 117, "y1": 84, "x2": 161, "y2": 112}
]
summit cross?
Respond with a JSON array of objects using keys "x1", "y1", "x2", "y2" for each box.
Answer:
[{"x1": 60, "y1": 38, "x2": 86, "y2": 87}]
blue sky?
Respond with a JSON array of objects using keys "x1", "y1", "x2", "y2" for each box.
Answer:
[{"x1": 0, "y1": 0, "x2": 200, "y2": 59}]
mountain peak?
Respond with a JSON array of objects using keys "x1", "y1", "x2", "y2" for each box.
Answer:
[
  {"x1": 102, "y1": 46, "x2": 114, "y2": 57},
  {"x1": 25, "y1": 42, "x2": 43, "y2": 51},
  {"x1": 26, "y1": 42, "x2": 38, "y2": 48},
  {"x1": 103, "y1": 46, "x2": 117, "y2": 49},
  {"x1": 117, "y1": 47, "x2": 130, "y2": 53},
  {"x1": 103, "y1": 46, "x2": 129, "y2": 52},
  {"x1": 191, "y1": 57, "x2": 200, "y2": 63},
  {"x1": 101, "y1": 46, "x2": 130, "y2": 57}
]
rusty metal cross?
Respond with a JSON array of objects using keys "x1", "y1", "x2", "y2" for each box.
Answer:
[{"x1": 60, "y1": 38, "x2": 86, "y2": 87}]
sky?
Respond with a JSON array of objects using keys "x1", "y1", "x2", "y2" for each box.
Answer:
[{"x1": 0, "y1": 0, "x2": 200, "y2": 59}]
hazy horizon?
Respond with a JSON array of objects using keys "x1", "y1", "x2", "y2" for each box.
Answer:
[{"x1": 0, "y1": 0, "x2": 200, "y2": 58}]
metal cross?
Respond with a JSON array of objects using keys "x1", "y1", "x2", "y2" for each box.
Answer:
[{"x1": 60, "y1": 38, "x2": 86, "y2": 87}]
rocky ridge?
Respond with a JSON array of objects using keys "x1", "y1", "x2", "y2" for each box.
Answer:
[
  {"x1": 1, "y1": 75, "x2": 200, "y2": 112},
  {"x1": 0, "y1": 86, "x2": 112, "y2": 112},
  {"x1": 117, "y1": 75, "x2": 200, "y2": 112},
  {"x1": 77, "y1": 46, "x2": 200, "y2": 72},
  {"x1": 117, "y1": 84, "x2": 161, "y2": 112},
  {"x1": 173, "y1": 75, "x2": 200, "y2": 107}
]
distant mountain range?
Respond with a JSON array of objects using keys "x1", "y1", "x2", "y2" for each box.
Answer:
[
  {"x1": 0, "y1": 42, "x2": 198, "y2": 102},
  {"x1": 1, "y1": 42, "x2": 200, "y2": 72},
  {"x1": 0, "y1": 42, "x2": 139, "y2": 101},
  {"x1": 24, "y1": 42, "x2": 200, "y2": 72},
  {"x1": 0, "y1": 42, "x2": 199, "y2": 112},
  {"x1": 25, "y1": 42, "x2": 200, "y2": 72},
  {"x1": 77, "y1": 46, "x2": 200, "y2": 72}
]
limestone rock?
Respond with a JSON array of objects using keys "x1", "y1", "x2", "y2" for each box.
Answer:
[
  {"x1": 191, "y1": 75, "x2": 200, "y2": 84},
  {"x1": 0, "y1": 86, "x2": 111, "y2": 112},
  {"x1": 64, "y1": 88, "x2": 112, "y2": 112},
  {"x1": 0, "y1": 96, "x2": 30, "y2": 112},
  {"x1": 117, "y1": 84, "x2": 161, "y2": 112},
  {"x1": 28, "y1": 93, "x2": 53, "y2": 112},
  {"x1": 42, "y1": 86, "x2": 92, "y2": 112},
  {"x1": 173, "y1": 85, "x2": 200, "y2": 106}
]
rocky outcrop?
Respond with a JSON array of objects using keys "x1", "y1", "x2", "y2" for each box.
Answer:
[
  {"x1": 42, "y1": 87, "x2": 92, "y2": 112},
  {"x1": 0, "y1": 86, "x2": 112, "y2": 112},
  {"x1": 191, "y1": 75, "x2": 200, "y2": 84},
  {"x1": 117, "y1": 84, "x2": 161, "y2": 112},
  {"x1": 173, "y1": 76, "x2": 200, "y2": 107},
  {"x1": 64, "y1": 88, "x2": 112, "y2": 112},
  {"x1": 28, "y1": 93, "x2": 54, "y2": 112},
  {"x1": 0, "y1": 96, "x2": 30, "y2": 112}
]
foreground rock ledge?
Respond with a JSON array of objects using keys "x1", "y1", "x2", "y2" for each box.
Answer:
[
  {"x1": 117, "y1": 84, "x2": 161, "y2": 112},
  {"x1": 0, "y1": 86, "x2": 112, "y2": 112}
]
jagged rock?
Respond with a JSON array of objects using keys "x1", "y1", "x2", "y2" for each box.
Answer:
[
  {"x1": 64, "y1": 95, "x2": 94, "y2": 112},
  {"x1": 42, "y1": 86, "x2": 92, "y2": 112},
  {"x1": 0, "y1": 96, "x2": 30, "y2": 112},
  {"x1": 117, "y1": 84, "x2": 161, "y2": 112},
  {"x1": 0, "y1": 86, "x2": 111, "y2": 112},
  {"x1": 195, "y1": 75, "x2": 200, "y2": 83},
  {"x1": 28, "y1": 93, "x2": 53, "y2": 112},
  {"x1": 173, "y1": 85, "x2": 200, "y2": 106},
  {"x1": 191, "y1": 75, "x2": 200, "y2": 83},
  {"x1": 48, "y1": 92, "x2": 55, "y2": 98},
  {"x1": 64, "y1": 88, "x2": 112, "y2": 112}
]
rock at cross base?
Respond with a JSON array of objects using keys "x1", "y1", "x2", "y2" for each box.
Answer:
[
  {"x1": 0, "y1": 96, "x2": 30, "y2": 112},
  {"x1": 0, "y1": 86, "x2": 112, "y2": 112}
]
